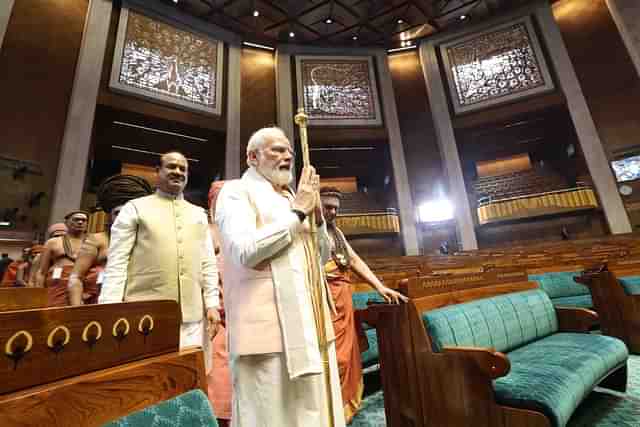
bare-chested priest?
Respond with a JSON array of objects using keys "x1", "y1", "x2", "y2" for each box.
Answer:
[
  {"x1": 320, "y1": 186, "x2": 407, "y2": 422},
  {"x1": 36, "y1": 210, "x2": 89, "y2": 306},
  {"x1": 68, "y1": 174, "x2": 153, "y2": 306}
]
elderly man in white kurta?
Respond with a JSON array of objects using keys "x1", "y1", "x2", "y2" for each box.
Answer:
[
  {"x1": 100, "y1": 152, "x2": 220, "y2": 370},
  {"x1": 216, "y1": 127, "x2": 345, "y2": 427}
]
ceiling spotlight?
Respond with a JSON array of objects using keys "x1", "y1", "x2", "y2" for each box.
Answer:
[
  {"x1": 325, "y1": 18, "x2": 333, "y2": 24},
  {"x1": 253, "y1": 10, "x2": 259, "y2": 17},
  {"x1": 397, "y1": 18, "x2": 404, "y2": 24},
  {"x1": 172, "y1": 0, "x2": 178, "y2": 3},
  {"x1": 289, "y1": 31, "x2": 295, "y2": 38},
  {"x1": 352, "y1": 35, "x2": 358, "y2": 40},
  {"x1": 460, "y1": 15, "x2": 467, "y2": 20}
]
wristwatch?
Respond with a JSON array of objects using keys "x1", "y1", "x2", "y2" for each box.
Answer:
[{"x1": 292, "y1": 209, "x2": 306, "y2": 223}]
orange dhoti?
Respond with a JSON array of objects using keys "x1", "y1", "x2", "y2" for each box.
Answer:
[
  {"x1": 326, "y1": 260, "x2": 364, "y2": 423},
  {"x1": 208, "y1": 324, "x2": 232, "y2": 420},
  {"x1": 83, "y1": 266, "x2": 104, "y2": 305},
  {"x1": 45, "y1": 265, "x2": 74, "y2": 307}
]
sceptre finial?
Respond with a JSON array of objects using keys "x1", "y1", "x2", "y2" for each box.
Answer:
[{"x1": 294, "y1": 107, "x2": 308, "y2": 127}]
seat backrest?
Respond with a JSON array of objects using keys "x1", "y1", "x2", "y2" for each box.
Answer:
[
  {"x1": 422, "y1": 289, "x2": 558, "y2": 353},
  {"x1": 528, "y1": 271, "x2": 588, "y2": 299},
  {"x1": 102, "y1": 389, "x2": 218, "y2": 427}
]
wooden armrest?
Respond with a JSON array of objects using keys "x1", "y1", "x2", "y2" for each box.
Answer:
[
  {"x1": 555, "y1": 307, "x2": 599, "y2": 332},
  {"x1": 354, "y1": 302, "x2": 400, "y2": 327},
  {"x1": 442, "y1": 346, "x2": 510, "y2": 379}
]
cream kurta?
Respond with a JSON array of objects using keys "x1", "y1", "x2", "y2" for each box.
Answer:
[
  {"x1": 216, "y1": 168, "x2": 344, "y2": 427},
  {"x1": 100, "y1": 191, "x2": 219, "y2": 360}
]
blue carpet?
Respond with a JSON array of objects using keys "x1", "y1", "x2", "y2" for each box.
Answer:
[{"x1": 351, "y1": 355, "x2": 640, "y2": 426}]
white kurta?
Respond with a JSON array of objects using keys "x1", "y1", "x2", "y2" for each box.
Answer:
[{"x1": 216, "y1": 168, "x2": 345, "y2": 427}]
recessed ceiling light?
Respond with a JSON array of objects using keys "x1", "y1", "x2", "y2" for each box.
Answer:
[
  {"x1": 397, "y1": 18, "x2": 404, "y2": 24},
  {"x1": 172, "y1": 0, "x2": 178, "y2": 3},
  {"x1": 325, "y1": 18, "x2": 333, "y2": 24},
  {"x1": 289, "y1": 31, "x2": 295, "y2": 38},
  {"x1": 352, "y1": 35, "x2": 358, "y2": 40},
  {"x1": 253, "y1": 10, "x2": 259, "y2": 17},
  {"x1": 460, "y1": 15, "x2": 467, "y2": 20}
]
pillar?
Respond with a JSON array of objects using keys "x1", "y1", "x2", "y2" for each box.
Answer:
[
  {"x1": 0, "y1": 0, "x2": 13, "y2": 50},
  {"x1": 419, "y1": 43, "x2": 479, "y2": 250},
  {"x1": 536, "y1": 3, "x2": 632, "y2": 234},
  {"x1": 225, "y1": 43, "x2": 242, "y2": 179},
  {"x1": 606, "y1": 0, "x2": 640, "y2": 77},
  {"x1": 375, "y1": 52, "x2": 421, "y2": 255},
  {"x1": 49, "y1": 0, "x2": 112, "y2": 224}
]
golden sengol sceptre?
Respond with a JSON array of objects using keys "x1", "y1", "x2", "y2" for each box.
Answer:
[{"x1": 294, "y1": 107, "x2": 336, "y2": 427}]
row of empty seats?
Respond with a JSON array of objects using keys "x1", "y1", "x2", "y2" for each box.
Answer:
[
  {"x1": 473, "y1": 167, "x2": 570, "y2": 202},
  {"x1": 349, "y1": 233, "x2": 640, "y2": 426}
]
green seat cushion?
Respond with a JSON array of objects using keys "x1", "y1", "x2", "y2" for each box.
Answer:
[
  {"x1": 619, "y1": 276, "x2": 640, "y2": 296},
  {"x1": 494, "y1": 333, "x2": 628, "y2": 427},
  {"x1": 361, "y1": 328, "x2": 379, "y2": 368},
  {"x1": 551, "y1": 295, "x2": 593, "y2": 309},
  {"x1": 423, "y1": 289, "x2": 558, "y2": 353},
  {"x1": 528, "y1": 272, "x2": 589, "y2": 299},
  {"x1": 102, "y1": 389, "x2": 218, "y2": 427},
  {"x1": 352, "y1": 291, "x2": 385, "y2": 310}
]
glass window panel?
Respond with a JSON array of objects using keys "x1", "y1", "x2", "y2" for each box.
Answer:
[
  {"x1": 300, "y1": 59, "x2": 377, "y2": 120},
  {"x1": 445, "y1": 22, "x2": 546, "y2": 107},
  {"x1": 118, "y1": 11, "x2": 218, "y2": 108}
]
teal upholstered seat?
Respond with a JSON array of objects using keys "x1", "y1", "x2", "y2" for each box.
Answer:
[
  {"x1": 552, "y1": 295, "x2": 593, "y2": 308},
  {"x1": 528, "y1": 272, "x2": 592, "y2": 308},
  {"x1": 102, "y1": 389, "x2": 218, "y2": 427},
  {"x1": 422, "y1": 289, "x2": 629, "y2": 427},
  {"x1": 352, "y1": 291, "x2": 385, "y2": 311},
  {"x1": 619, "y1": 276, "x2": 640, "y2": 296},
  {"x1": 494, "y1": 333, "x2": 628, "y2": 427},
  {"x1": 423, "y1": 289, "x2": 557, "y2": 353},
  {"x1": 361, "y1": 328, "x2": 379, "y2": 368}
]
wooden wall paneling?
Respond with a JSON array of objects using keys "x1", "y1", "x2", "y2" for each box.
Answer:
[
  {"x1": 240, "y1": 47, "x2": 277, "y2": 174},
  {"x1": 0, "y1": 348, "x2": 206, "y2": 427},
  {"x1": 605, "y1": 0, "x2": 640, "y2": 76},
  {"x1": 540, "y1": 1, "x2": 631, "y2": 234},
  {"x1": 0, "y1": 0, "x2": 89, "y2": 232},
  {"x1": 554, "y1": 0, "x2": 640, "y2": 156}
]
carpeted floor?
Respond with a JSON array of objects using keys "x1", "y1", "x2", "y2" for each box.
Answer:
[{"x1": 351, "y1": 355, "x2": 640, "y2": 426}]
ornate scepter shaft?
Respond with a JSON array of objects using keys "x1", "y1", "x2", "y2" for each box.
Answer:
[{"x1": 293, "y1": 107, "x2": 335, "y2": 427}]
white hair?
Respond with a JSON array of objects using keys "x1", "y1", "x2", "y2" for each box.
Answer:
[{"x1": 246, "y1": 127, "x2": 287, "y2": 167}]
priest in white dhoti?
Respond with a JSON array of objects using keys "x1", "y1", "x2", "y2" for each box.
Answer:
[
  {"x1": 215, "y1": 127, "x2": 345, "y2": 427},
  {"x1": 100, "y1": 151, "x2": 220, "y2": 371}
]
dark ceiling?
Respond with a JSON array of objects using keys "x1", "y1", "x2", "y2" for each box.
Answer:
[{"x1": 169, "y1": 0, "x2": 530, "y2": 48}]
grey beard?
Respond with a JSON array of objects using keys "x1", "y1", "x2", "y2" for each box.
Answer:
[{"x1": 257, "y1": 164, "x2": 293, "y2": 187}]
